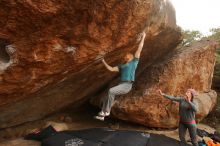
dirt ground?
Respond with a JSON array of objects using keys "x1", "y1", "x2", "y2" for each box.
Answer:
[{"x1": 0, "y1": 103, "x2": 217, "y2": 146}]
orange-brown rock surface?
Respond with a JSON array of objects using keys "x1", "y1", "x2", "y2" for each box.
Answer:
[
  {"x1": 92, "y1": 40, "x2": 217, "y2": 128},
  {"x1": 0, "y1": 0, "x2": 182, "y2": 128}
]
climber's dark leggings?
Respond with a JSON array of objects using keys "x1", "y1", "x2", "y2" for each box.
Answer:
[{"x1": 179, "y1": 122, "x2": 198, "y2": 146}]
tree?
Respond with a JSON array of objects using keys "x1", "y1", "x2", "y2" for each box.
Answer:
[
  {"x1": 206, "y1": 27, "x2": 220, "y2": 83},
  {"x1": 208, "y1": 28, "x2": 220, "y2": 43},
  {"x1": 207, "y1": 27, "x2": 220, "y2": 52},
  {"x1": 181, "y1": 30, "x2": 203, "y2": 46}
]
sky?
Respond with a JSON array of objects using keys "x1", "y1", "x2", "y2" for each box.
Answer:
[{"x1": 170, "y1": 0, "x2": 220, "y2": 35}]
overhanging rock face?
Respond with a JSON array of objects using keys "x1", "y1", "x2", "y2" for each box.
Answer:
[{"x1": 0, "y1": 0, "x2": 182, "y2": 128}]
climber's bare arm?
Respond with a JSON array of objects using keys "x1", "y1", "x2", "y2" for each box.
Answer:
[
  {"x1": 102, "y1": 59, "x2": 119, "y2": 72},
  {"x1": 135, "y1": 32, "x2": 146, "y2": 59}
]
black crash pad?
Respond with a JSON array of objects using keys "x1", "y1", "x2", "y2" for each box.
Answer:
[
  {"x1": 147, "y1": 134, "x2": 191, "y2": 146},
  {"x1": 63, "y1": 128, "x2": 150, "y2": 146},
  {"x1": 42, "y1": 128, "x2": 149, "y2": 146},
  {"x1": 25, "y1": 127, "x2": 192, "y2": 146}
]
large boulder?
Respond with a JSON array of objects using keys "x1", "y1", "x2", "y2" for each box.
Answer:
[
  {"x1": 92, "y1": 40, "x2": 218, "y2": 128},
  {"x1": 0, "y1": 0, "x2": 181, "y2": 128}
]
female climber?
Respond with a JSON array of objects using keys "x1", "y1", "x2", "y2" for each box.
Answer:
[
  {"x1": 158, "y1": 89, "x2": 199, "y2": 146},
  {"x1": 95, "y1": 32, "x2": 146, "y2": 121}
]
